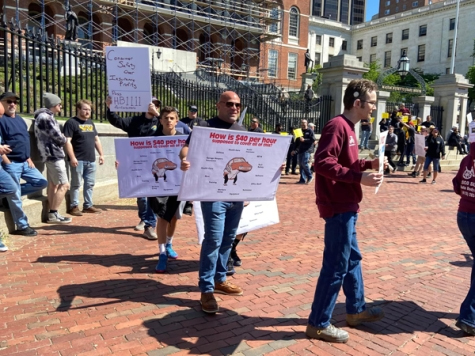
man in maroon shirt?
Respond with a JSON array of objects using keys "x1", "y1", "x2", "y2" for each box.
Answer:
[{"x1": 306, "y1": 79, "x2": 385, "y2": 343}]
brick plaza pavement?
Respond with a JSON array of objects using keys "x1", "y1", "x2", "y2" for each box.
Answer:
[{"x1": 1, "y1": 171, "x2": 475, "y2": 356}]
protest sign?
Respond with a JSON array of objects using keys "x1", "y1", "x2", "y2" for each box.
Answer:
[
  {"x1": 382, "y1": 112, "x2": 389, "y2": 119},
  {"x1": 370, "y1": 117, "x2": 375, "y2": 124},
  {"x1": 375, "y1": 130, "x2": 388, "y2": 194},
  {"x1": 114, "y1": 136, "x2": 187, "y2": 198},
  {"x1": 468, "y1": 113, "x2": 475, "y2": 142},
  {"x1": 178, "y1": 127, "x2": 291, "y2": 201},
  {"x1": 293, "y1": 128, "x2": 303, "y2": 138},
  {"x1": 415, "y1": 133, "x2": 426, "y2": 156},
  {"x1": 194, "y1": 199, "x2": 280, "y2": 245},
  {"x1": 106, "y1": 46, "x2": 151, "y2": 112},
  {"x1": 402, "y1": 116, "x2": 409, "y2": 123}
]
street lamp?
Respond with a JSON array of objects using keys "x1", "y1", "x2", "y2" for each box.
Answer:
[
  {"x1": 156, "y1": 48, "x2": 162, "y2": 59},
  {"x1": 397, "y1": 50, "x2": 410, "y2": 78}
]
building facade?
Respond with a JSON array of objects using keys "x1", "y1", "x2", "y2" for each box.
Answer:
[
  {"x1": 312, "y1": 0, "x2": 366, "y2": 25},
  {"x1": 378, "y1": 0, "x2": 443, "y2": 18}
]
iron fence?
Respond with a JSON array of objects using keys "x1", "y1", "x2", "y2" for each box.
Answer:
[{"x1": 1, "y1": 18, "x2": 333, "y2": 132}]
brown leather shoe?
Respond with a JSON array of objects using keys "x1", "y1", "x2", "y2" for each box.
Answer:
[
  {"x1": 82, "y1": 206, "x2": 102, "y2": 214},
  {"x1": 346, "y1": 307, "x2": 384, "y2": 326},
  {"x1": 214, "y1": 280, "x2": 243, "y2": 296},
  {"x1": 68, "y1": 206, "x2": 83, "y2": 216},
  {"x1": 200, "y1": 293, "x2": 218, "y2": 314}
]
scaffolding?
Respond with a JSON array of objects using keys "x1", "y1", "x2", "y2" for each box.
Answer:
[{"x1": 9, "y1": 0, "x2": 283, "y2": 79}]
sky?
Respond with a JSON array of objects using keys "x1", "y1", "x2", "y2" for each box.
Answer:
[{"x1": 366, "y1": 0, "x2": 380, "y2": 21}]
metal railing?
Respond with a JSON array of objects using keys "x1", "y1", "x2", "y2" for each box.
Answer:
[{"x1": 1, "y1": 18, "x2": 333, "y2": 132}]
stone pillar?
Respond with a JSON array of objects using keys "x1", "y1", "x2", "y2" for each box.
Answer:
[
  {"x1": 412, "y1": 96, "x2": 435, "y2": 124},
  {"x1": 374, "y1": 90, "x2": 390, "y2": 139},
  {"x1": 432, "y1": 74, "x2": 473, "y2": 138},
  {"x1": 318, "y1": 55, "x2": 369, "y2": 139}
]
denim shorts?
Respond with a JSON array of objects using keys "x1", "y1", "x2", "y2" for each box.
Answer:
[{"x1": 423, "y1": 156, "x2": 439, "y2": 171}]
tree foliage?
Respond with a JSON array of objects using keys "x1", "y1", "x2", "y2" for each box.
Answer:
[{"x1": 466, "y1": 65, "x2": 475, "y2": 109}]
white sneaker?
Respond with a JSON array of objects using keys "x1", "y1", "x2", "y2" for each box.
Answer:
[
  {"x1": 143, "y1": 226, "x2": 158, "y2": 240},
  {"x1": 134, "y1": 220, "x2": 145, "y2": 231},
  {"x1": 47, "y1": 212, "x2": 72, "y2": 224},
  {"x1": 0, "y1": 240, "x2": 8, "y2": 252}
]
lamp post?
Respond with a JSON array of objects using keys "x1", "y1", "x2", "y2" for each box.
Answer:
[{"x1": 397, "y1": 50, "x2": 410, "y2": 78}]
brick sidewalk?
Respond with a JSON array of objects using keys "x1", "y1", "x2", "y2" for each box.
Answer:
[{"x1": 1, "y1": 171, "x2": 475, "y2": 355}]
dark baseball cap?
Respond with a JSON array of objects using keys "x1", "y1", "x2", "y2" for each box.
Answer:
[
  {"x1": 189, "y1": 105, "x2": 198, "y2": 111},
  {"x1": 0, "y1": 92, "x2": 20, "y2": 101},
  {"x1": 151, "y1": 97, "x2": 161, "y2": 105}
]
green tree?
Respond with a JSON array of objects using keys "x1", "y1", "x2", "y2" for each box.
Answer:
[
  {"x1": 308, "y1": 64, "x2": 323, "y2": 92},
  {"x1": 467, "y1": 65, "x2": 475, "y2": 110}
]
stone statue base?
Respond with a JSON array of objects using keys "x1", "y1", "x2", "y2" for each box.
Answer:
[
  {"x1": 300, "y1": 72, "x2": 317, "y2": 94},
  {"x1": 60, "y1": 40, "x2": 82, "y2": 77}
]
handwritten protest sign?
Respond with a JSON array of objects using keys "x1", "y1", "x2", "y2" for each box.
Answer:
[
  {"x1": 178, "y1": 127, "x2": 291, "y2": 202},
  {"x1": 106, "y1": 47, "x2": 151, "y2": 112},
  {"x1": 375, "y1": 130, "x2": 388, "y2": 194},
  {"x1": 415, "y1": 133, "x2": 426, "y2": 156},
  {"x1": 114, "y1": 136, "x2": 187, "y2": 198},
  {"x1": 194, "y1": 199, "x2": 280, "y2": 244}
]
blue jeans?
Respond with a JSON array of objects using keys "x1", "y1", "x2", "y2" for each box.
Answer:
[
  {"x1": 308, "y1": 212, "x2": 366, "y2": 328},
  {"x1": 137, "y1": 197, "x2": 157, "y2": 228},
  {"x1": 298, "y1": 151, "x2": 312, "y2": 182},
  {"x1": 0, "y1": 167, "x2": 16, "y2": 198},
  {"x1": 405, "y1": 142, "x2": 416, "y2": 164},
  {"x1": 69, "y1": 161, "x2": 97, "y2": 209},
  {"x1": 457, "y1": 211, "x2": 475, "y2": 327},
  {"x1": 199, "y1": 201, "x2": 244, "y2": 293},
  {"x1": 2, "y1": 161, "x2": 48, "y2": 229},
  {"x1": 360, "y1": 130, "x2": 371, "y2": 149}
]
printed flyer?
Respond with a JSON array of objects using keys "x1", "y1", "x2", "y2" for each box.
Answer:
[
  {"x1": 114, "y1": 136, "x2": 187, "y2": 198},
  {"x1": 194, "y1": 199, "x2": 280, "y2": 245},
  {"x1": 178, "y1": 127, "x2": 291, "y2": 201},
  {"x1": 375, "y1": 130, "x2": 388, "y2": 194}
]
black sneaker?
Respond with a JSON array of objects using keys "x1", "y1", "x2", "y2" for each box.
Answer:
[
  {"x1": 456, "y1": 320, "x2": 475, "y2": 335},
  {"x1": 1, "y1": 198, "x2": 9, "y2": 210},
  {"x1": 226, "y1": 257, "x2": 235, "y2": 276},
  {"x1": 13, "y1": 226, "x2": 37, "y2": 236},
  {"x1": 427, "y1": 172, "x2": 432, "y2": 178},
  {"x1": 231, "y1": 249, "x2": 242, "y2": 266},
  {"x1": 419, "y1": 179, "x2": 427, "y2": 183},
  {"x1": 183, "y1": 202, "x2": 193, "y2": 216}
]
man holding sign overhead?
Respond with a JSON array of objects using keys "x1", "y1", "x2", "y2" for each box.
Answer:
[
  {"x1": 292, "y1": 119, "x2": 315, "y2": 184},
  {"x1": 306, "y1": 79, "x2": 385, "y2": 343}
]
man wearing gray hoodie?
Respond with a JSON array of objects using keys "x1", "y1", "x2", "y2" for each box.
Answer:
[{"x1": 34, "y1": 93, "x2": 71, "y2": 224}]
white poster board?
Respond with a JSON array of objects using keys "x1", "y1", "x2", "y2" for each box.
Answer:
[
  {"x1": 194, "y1": 199, "x2": 280, "y2": 245},
  {"x1": 415, "y1": 133, "x2": 426, "y2": 157},
  {"x1": 106, "y1": 47, "x2": 151, "y2": 112},
  {"x1": 114, "y1": 136, "x2": 187, "y2": 198},
  {"x1": 468, "y1": 113, "x2": 475, "y2": 142},
  {"x1": 375, "y1": 130, "x2": 388, "y2": 194},
  {"x1": 178, "y1": 127, "x2": 291, "y2": 202}
]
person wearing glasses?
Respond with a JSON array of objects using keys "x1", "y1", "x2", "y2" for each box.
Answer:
[
  {"x1": 180, "y1": 91, "x2": 247, "y2": 314},
  {"x1": 307, "y1": 80, "x2": 385, "y2": 343},
  {"x1": 63, "y1": 100, "x2": 105, "y2": 216},
  {"x1": 0, "y1": 92, "x2": 48, "y2": 236},
  {"x1": 248, "y1": 117, "x2": 263, "y2": 132},
  {"x1": 34, "y1": 93, "x2": 72, "y2": 224}
]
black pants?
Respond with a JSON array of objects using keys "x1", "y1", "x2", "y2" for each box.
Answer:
[
  {"x1": 385, "y1": 151, "x2": 396, "y2": 171},
  {"x1": 286, "y1": 150, "x2": 297, "y2": 173}
]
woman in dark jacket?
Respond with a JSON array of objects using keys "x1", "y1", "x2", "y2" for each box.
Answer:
[{"x1": 448, "y1": 128, "x2": 468, "y2": 154}]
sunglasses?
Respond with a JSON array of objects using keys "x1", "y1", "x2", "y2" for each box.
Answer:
[
  {"x1": 190, "y1": 109, "x2": 197, "y2": 113},
  {"x1": 6, "y1": 100, "x2": 17, "y2": 104},
  {"x1": 251, "y1": 120, "x2": 258, "y2": 123},
  {"x1": 222, "y1": 101, "x2": 241, "y2": 108}
]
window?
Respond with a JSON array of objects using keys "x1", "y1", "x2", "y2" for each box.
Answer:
[
  {"x1": 384, "y1": 9, "x2": 390, "y2": 15},
  {"x1": 357, "y1": 56, "x2": 362, "y2": 62},
  {"x1": 316, "y1": 35, "x2": 322, "y2": 45},
  {"x1": 396, "y1": 6, "x2": 398, "y2": 11},
  {"x1": 384, "y1": 51, "x2": 391, "y2": 67},
  {"x1": 402, "y1": 29, "x2": 409, "y2": 40},
  {"x1": 289, "y1": 7, "x2": 299, "y2": 38},
  {"x1": 419, "y1": 25, "x2": 427, "y2": 37},
  {"x1": 315, "y1": 52, "x2": 321, "y2": 65},
  {"x1": 396, "y1": 0, "x2": 399, "y2": 3},
  {"x1": 288, "y1": 53, "x2": 297, "y2": 80},
  {"x1": 417, "y1": 44, "x2": 425, "y2": 62},
  {"x1": 268, "y1": 50, "x2": 278, "y2": 77},
  {"x1": 403, "y1": 4, "x2": 406, "y2": 10},
  {"x1": 446, "y1": 68, "x2": 450, "y2": 74},
  {"x1": 370, "y1": 54, "x2": 376, "y2": 63},
  {"x1": 357, "y1": 39, "x2": 363, "y2": 50},
  {"x1": 400, "y1": 47, "x2": 408, "y2": 56},
  {"x1": 371, "y1": 36, "x2": 377, "y2": 47},
  {"x1": 447, "y1": 39, "x2": 453, "y2": 57},
  {"x1": 328, "y1": 55, "x2": 334, "y2": 60},
  {"x1": 269, "y1": 7, "x2": 280, "y2": 34},
  {"x1": 385, "y1": 0, "x2": 390, "y2": 5},
  {"x1": 329, "y1": 37, "x2": 335, "y2": 47},
  {"x1": 386, "y1": 33, "x2": 392, "y2": 44},
  {"x1": 449, "y1": 18, "x2": 455, "y2": 31},
  {"x1": 412, "y1": 1, "x2": 418, "y2": 7},
  {"x1": 342, "y1": 40, "x2": 347, "y2": 51}
]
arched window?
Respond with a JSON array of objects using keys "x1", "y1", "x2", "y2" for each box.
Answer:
[{"x1": 289, "y1": 7, "x2": 299, "y2": 38}]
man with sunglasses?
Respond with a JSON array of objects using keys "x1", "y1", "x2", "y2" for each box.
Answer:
[
  {"x1": 248, "y1": 117, "x2": 263, "y2": 133},
  {"x1": 34, "y1": 93, "x2": 72, "y2": 224},
  {"x1": 180, "y1": 91, "x2": 246, "y2": 314},
  {"x1": 181, "y1": 105, "x2": 205, "y2": 130},
  {"x1": 0, "y1": 92, "x2": 48, "y2": 236}
]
